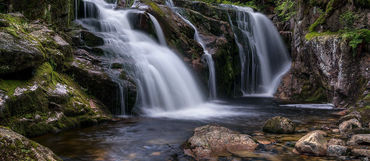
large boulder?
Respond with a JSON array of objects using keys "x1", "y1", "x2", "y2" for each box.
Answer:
[
  {"x1": 185, "y1": 125, "x2": 258, "y2": 160},
  {"x1": 294, "y1": 130, "x2": 327, "y2": 156},
  {"x1": 0, "y1": 14, "x2": 44, "y2": 76},
  {"x1": 0, "y1": 126, "x2": 61, "y2": 161},
  {"x1": 263, "y1": 116, "x2": 295, "y2": 134}
]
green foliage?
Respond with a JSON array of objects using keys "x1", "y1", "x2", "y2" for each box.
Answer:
[
  {"x1": 305, "y1": 31, "x2": 338, "y2": 40},
  {"x1": 340, "y1": 11, "x2": 357, "y2": 30},
  {"x1": 342, "y1": 29, "x2": 370, "y2": 56},
  {"x1": 274, "y1": 0, "x2": 296, "y2": 21},
  {"x1": 309, "y1": 0, "x2": 335, "y2": 32}
]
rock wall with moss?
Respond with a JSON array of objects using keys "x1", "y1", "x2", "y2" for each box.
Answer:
[
  {"x1": 274, "y1": 0, "x2": 369, "y2": 109},
  {"x1": 0, "y1": 13, "x2": 112, "y2": 137}
]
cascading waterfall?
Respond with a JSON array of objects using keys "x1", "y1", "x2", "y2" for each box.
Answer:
[
  {"x1": 222, "y1": 5, "x2": 291, "y2": 96},
  {"x1": 78, "y1": 0, "x2": 204, "y2": 114},
  {"x1": 166, "y1": 0, "x2": 217, "y2": 99}
]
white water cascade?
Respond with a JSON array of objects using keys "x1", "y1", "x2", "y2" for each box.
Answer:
[
  {"x1": 78, "y1": 0, "x2": 205, "y2": 114},
  {"x1": 222, "y1": 5, "x2": 291, "y2": 96},
  {"x1": 166, "y1": 0, "x2": 217, "y2": 99}
]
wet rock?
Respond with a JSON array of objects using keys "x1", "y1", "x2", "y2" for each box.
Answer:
[
  {"x1": 80, "y1": 31, "x2": 104, "y2": 47},
  {"x1": 328, "y1": 138, "x2": 345, "y2": 146},
  {"x1": 338, "y1": 111, "x2": 362, "y2": 124},
  {"x1": 352, "y1": 149, "x2": 370, "y2": 157},
  {"x1": 185, "y1": 125, "x2": 258, "y2": 160},
  {"x1": 0, "y1": 126, "x2": 61, "y2": 161},
  {"x1": 347, "y1": 134, "x2": 370, "y2": 146},
  {"x1": 263, "y1": 116, "x2": 295, "y2": 134},
  {"x1": 327, "y1": 145, "x2": 347, "y2": 156},
  {"x1": 339, "y1": 118, "x2": 362, "y2": 134},
  {"x1": 294, "y1": 130, "x2": 327, "y2": 156},
  {"x1": 0, "y1": 31, "x2": 44, "y2": 76},
  {"x1": 67, "y1": 49, "x2": 137, "y2": 114}
]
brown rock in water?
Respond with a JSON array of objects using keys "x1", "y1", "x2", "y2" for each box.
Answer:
[
  {"x1": 294, "y1": 130, "x2": 327, "y2": 156},
  {"x1": 0, "y1": 126, "x2": 61, "y2": 161},
  {"x1": 351, "y1": 149, "x2": 370, "y2": 157},
  {"x1": 339, "y1": 118, "x2": 362, "y2": 134},
  {"x1": 328, "y1": 138, "x2": 345, "y2": 146},
  {"x1": 347, "y1": 134, "x2": 370, "y2": 146},
  {"x1": 327, "y1": 145, "x2": 347, "y2": 156},
  {"x1": 263, "y1": 116, "x2": 295, "y2": 134},
  {"x1": 185, "y1": 125, "x2": 258, "y2": 160}
]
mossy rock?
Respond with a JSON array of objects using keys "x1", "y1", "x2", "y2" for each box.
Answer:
[
  {"x1": 0, "y1": 126, "x2": 62, "y2": 161},
  {"x1": 263, "y1": 116, "x2": 295, "y2": 134}
]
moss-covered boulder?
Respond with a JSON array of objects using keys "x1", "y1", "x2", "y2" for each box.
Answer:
[
  {"x1": 0, "y1": 13, "x2": 73, "y2": 77},
  {"x1": 0, "y1": 14, "x2": 44, "y2": 76},
  {"x1": 0, "y1": 62, "x2": 111, "y2": 137},
  {"x1": 0, "y1": 126, "x2": 61, "y2": 161},
  {"x1": 263, "y1": 116, "x2": 295, "y2": 134}
]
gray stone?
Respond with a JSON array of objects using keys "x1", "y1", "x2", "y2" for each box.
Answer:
[
  {"x1": 295, "y1": 130, "x2": 327, "y2": 156},
  {"x1": 327, "y1": 145, "x2": 347, "y2": 156}
]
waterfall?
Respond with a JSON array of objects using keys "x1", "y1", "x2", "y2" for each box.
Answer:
[
  {"x1": 222, "y1": 5, "x2": 291, "y2": 96},
  {"x1": 78, "y1": 0, "x2": 205, "y2": 114},
  {"x1": 166, "y1": 0, "x2": 217, "y2": 99},
  {"x1": 148, "y1": 14, "x2": 167, "y2": 46}
]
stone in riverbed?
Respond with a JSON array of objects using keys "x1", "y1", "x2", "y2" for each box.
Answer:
[
  {"x1": 347, "y1": 134, "x2": 370, "y2": 146},
  {"x1": 0, "y1": 126, "x2": 61, "y2": 161},
  {"x1": 327, "y1": 145, "x2": 347, "y2": 156},
  {"x1": 184, "y1": 125, "x2": 258, "y2": 160},
  {"x1": 294, "y1": 130, "x2": 327, "y2": 156},
  {"x1": 351, "y1": 149, "x2": 370, "y2": 157},
  {"x1": 338, "y1": 111, "x2": 362, "y2": 124},
  {"x1": 339, "y1": 118, "x2": 362, "y2": 134},
  {"x1": 263, "y1": 116, "x2": 295, "y2": 134},
  {"x1": 328, "y1": 138, "x2": 345, "y2": 146}
]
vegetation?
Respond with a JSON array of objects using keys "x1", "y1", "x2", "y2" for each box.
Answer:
[
  {"x1": 274, "y1": 0, "x2": 296, "y2": 21},
  {"x1": 308, "y1": 0, "x2": 335, "y2": 32},
  {"x1": 340, "y1": 11, "x2": 358, "y2": 30}
]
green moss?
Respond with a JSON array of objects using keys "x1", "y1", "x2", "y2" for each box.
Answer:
[
  {"x1": 143, "y1": 0, "x2": 165, "y2": 17},
  {"x1": 305, "y1": 31, "x2": 338, "y2": 40},
  {"x1": 305, "y1": 87, "x2": 327, "y2": 102},
  {"x1": 308, "y1": 0, "x2": 335, "y2": 32},
  {"x1": 274, "y1": 0, "x2": 296, "y2": 21}
]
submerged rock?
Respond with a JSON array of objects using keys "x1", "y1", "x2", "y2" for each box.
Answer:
[
  {"x1": 294, "y1": 130, "x2": 327, "y2": 156},
  {"x1": 263, "y1": 116, "x2": 295, "y2": 134},
  {"x1": 0, "y1": 126, "x2": 61, "y2": 161},
  {"x1": 185, "y1": 125, "x2": 258, "y2": 160}
]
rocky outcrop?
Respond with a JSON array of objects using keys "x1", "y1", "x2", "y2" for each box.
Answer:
[
  {"x1": 347, "y1": 134, "x2": 370, "y2": 146},
  {"x1": 142, "y1": 0, "x2": 240, "y2": 97},
  {"x1": 0, "y1": 126, "x2": 61, "y2": 161},
  {"x1": 275, "y1": 0, "x2": 370, "y2": 108},
  {"x1": 0, "y1": 13, "x2": 111, "y2": 137},
  {"x1": 339, "y1": 118, "x2": 362, "y2": 135},
  {"x1": 295, "y1": 130, "x2": 328, "y2": 156},
  {"x1": 184, "y1": 125, "x2": 258, "y2": 160},
  {"x1": 67, "y1": 49, "x2": 137, "y2": 114},
  {"x1": 262, "y1": 116, "x2": 295, "y2": 134}
]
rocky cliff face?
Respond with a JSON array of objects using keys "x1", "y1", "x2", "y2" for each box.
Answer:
[{"x1": 275, "y1": 0, "x2": 369, "y2": 108}]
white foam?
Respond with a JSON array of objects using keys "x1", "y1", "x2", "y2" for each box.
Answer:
[
  {"x1": 144, "y1": 103, "x2": 243, "y2": 120},
  {"x1": 280, "y1": 104, "x2": 335, "y2": 110}
]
